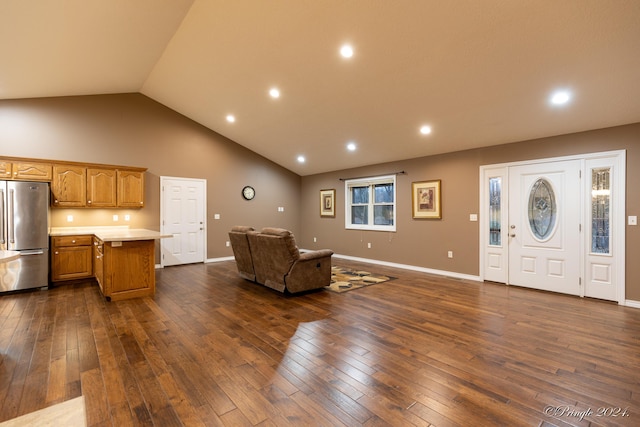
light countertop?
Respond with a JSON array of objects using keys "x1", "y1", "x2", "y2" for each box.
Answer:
[
  {"x1": 0, "y1": 250, "x2": 21, "y2": 263},
  {"x1": 50, "y1": 227, "x2": 172, "y2": 242}
]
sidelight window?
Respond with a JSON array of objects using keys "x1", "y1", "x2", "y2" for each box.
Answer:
[
  {"x1": 488, "y1": 177, "x2": 502, "y2": 246},
  {"x1": 591, "y1": 168, "x2": 610, "y2": 254}
]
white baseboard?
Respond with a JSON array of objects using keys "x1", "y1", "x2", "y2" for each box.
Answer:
[
  {"x1": 157, "y1": 256, "x2": 234, "y2": 268},
  {"x1": 206, "y1": 256, "x2": 235, "y2": 263},
  {"x1": 328, "y1": 253, "x2": 482, "y2": 282},
  {"x1": 624, "y1": 299, "x2": 640, "y2": 309}
]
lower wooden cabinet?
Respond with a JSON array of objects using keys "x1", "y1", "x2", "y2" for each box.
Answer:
[
  {"x1": 102, "y1": 240, "x2": 155, "y2": 301},
  {"x1": 93, "y1": 237, "x2": 104, "y2": 293},
  {"x1": 51, "y1": 235, "x2": 93, "y2": 281},
  {"x1": 51, "y1": 234, "x2": 156, "y2": 301}
]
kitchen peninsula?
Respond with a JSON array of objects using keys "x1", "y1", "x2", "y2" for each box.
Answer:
[{"x1": 50, "y1": 227, "x2": 171, "y2": 301}]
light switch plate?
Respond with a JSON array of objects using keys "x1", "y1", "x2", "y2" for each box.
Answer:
[
  {"x1": 629, "y1": 215, "x2": 638, "y2": 226},
  {"x1": 469, "y1": 214, "x2": 478, "y2": 221}
]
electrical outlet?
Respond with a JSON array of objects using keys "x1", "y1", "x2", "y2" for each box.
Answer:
[
  {"x1": 124, "y1": 214, "x2": 131, "y2": 221},
  {"x1": 113, "y1": 214, "x2": 119, "y2": 221},
  {"x1": 447, "y1": 251, "x2": 453, "y2": 258},
  {"x1": 313, "y1": 237, "x2": 317, "y2": 242},
  {"x1": 278, "y1": 206, "x2": 284, "y2": 212},
  {"x1": 367, "y1": 242, "x2": 372, "y2": 249},
  {"x1": 66, "y1": 215, "x2": 73, "y2": 222},
  {"x1": 629, "y1": 216, "x2": 638, "y2": 226},
  {"x1": 214, "y1": 213, "x2": 220, "y2": 220},
  {"x1": 225, "y1": 241, "x2": 230, "y2": 247}
]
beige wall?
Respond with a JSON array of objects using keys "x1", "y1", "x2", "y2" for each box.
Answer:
[
  {"x1": 300, "y1": 123, "x2": 640, "y2": 300},
  {"x1": 0, "y1": 94, "x2": 301, "y2": 259},
  {"x1": 2, "y1": 94, "x2": 639, "y2": 300}
]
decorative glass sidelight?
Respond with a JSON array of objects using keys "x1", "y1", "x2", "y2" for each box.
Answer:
[
  {"x1": 489, "y1": 177, "x2": 501, "y2": 245},
  {"x1": 528, "y1": 178, "x2": 556, "y2": 240},
  {"x1": 591, "y1": 168, "x2": 611, "y2": 254}
]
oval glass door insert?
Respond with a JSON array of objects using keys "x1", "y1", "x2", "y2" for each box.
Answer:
[{"x1": 528, "y1": 178, "x2": 556, "y2": 240}]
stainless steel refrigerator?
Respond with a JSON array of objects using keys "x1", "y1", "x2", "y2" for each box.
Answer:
[{"x1": 0, "y1": 181, "x2": 49, "y2": 293}]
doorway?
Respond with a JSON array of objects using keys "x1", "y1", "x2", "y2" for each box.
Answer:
[
  {"x1": 480, "y1": 150, "x2": 626, "y2": 303},
  {"x1": 160, "y1": 177, "x2": 207, "y2": 266}
]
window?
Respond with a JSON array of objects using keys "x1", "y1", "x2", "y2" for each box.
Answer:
[
  {"x1": 345, "y1": 175, "x2": 396, "y2": 231},
  {"x1": 488, "y1": 177, "x2": 501, "y2": 246},
  {"x1": 591, "y1": 167, "x2": 611, "y2": 254},
  {"x1": 528, "y1": 178, "x2": 557, "y2": 241}
]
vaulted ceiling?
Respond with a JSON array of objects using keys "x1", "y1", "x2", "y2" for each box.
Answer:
[{"x1": 2, "y1": 0, "x2": 640, "y2": 175}]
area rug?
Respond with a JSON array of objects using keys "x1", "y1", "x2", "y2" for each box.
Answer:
[{"x1": 325, "y1": 265, "x2": 396, "y2": 293}]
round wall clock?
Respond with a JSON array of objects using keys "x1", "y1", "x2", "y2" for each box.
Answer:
[{"x1": 242, "y1": 185, "x2": 255, "y2": 200}]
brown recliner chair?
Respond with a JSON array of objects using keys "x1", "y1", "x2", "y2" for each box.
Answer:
[
  {"x1": 231, "y1": 226, "x2": 333, "y2": 294},
  {"x1": 228, "y1": 226, "x2": 256, "y2": 281}
]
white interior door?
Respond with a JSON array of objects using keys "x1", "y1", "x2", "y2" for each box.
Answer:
[
  {"x1": 161, "y1": 177, "x2": 206, "y2": 266},
  {"x1": 507, "y1": 161, "x2": 581, "y2": 295}
]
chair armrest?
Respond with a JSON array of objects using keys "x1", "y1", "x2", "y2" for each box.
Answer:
[
  {"x1": 285, "y1": 250, "x2": 334, "y2": 293},
  {"x1": 298, "y1": 249, "x2": 334, "y2": 261}
]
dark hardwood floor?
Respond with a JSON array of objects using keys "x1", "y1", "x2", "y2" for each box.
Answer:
[{"x1": 1, "y1": 260, "x2": 639, "y2": 426}]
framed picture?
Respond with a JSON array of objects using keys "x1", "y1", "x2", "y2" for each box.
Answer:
[
  {"x1": 412, "y1": 180, "x2": 442, "y2": 219},
  {"x1": 320, "y1": 189, "x2": 336, "y2": 217}
]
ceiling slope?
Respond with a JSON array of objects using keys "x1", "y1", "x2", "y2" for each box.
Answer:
[{"x1": 3, "y1": 1, "x2": 640, "y2": 175}]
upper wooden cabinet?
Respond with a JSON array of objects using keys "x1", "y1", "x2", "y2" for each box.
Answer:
[
  {"x1": 87, "y1": 168, "x2": 116, "y2": 208},
  {"x1": 0, "y1": 161, "x2": 12, "y2": 179},
  {"x1": 0, "y1": 161, "x2": 52, "y2": 181},
  {"x1": 51, "y1": 164, "x2": 86, "y2": 207},
  {"x1": 0, "y1": 156, "x2": 146, "y2": 208},
  {"x1": 117, "y1": 170, "x2": 144, "y2": 207}
]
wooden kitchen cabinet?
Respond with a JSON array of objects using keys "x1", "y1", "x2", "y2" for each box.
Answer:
[
  {"x1": 0, "y1": 160, "x2": 52, "y2": 181},
  {"x1": 117, "y1": 170, "x2": 145, "y2": 207},
  {"x1": 93, "y1": 237, "x2": 104, "y2": 293},
  {"x1": 51, "y1": 164, "x2": 86, "y2": 207},
  {"x1": 87, "y1": 168, "x2": 116, "y2": 207},
  {"x1": 1, "y1": 157, "x2": 147, "y2": 209},
  {"x1": 0, "y1": 161, "x2": 12, "y2": 179},
  {"x1": 102, "y1": 240, "x2": 155, "y2": 301},
  {"x1": 51, "y1": 235, "x2": 93, "y2": 282}
]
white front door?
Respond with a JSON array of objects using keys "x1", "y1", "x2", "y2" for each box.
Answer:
[
  {"x1": 480, "y1": 151, "x2": 625, "y2": 303},
  {"x1": 161, "y1": 177, "x2": 206, "y2": 266},
  {"x1": 507, "y1": 160, "x2": 582, "y2": 295}
]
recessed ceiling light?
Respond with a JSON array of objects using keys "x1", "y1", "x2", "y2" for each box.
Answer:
[
  {"x1": 269, "y1": 88, "x2": 280, "y2": 98},
  {"x1": 340, "y1": 44, "x2": 354, "y2": 58},
  {"x1": 550, "y1": 90, "x2": 571, "y2": 106},
  {"x1": 419, "y1": 125, "x2": 432, "y2": 135},
  {"x1": 297, "y1": 155, "x2": 306, "y2": 163},
  {"x1": 226, "y1": 114, "x2": 235, "y2": 123},
  {"x1": 347, "y1": 142, "x2": 357, "y2": 151}
]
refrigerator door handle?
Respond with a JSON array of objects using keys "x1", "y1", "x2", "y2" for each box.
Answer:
[
  {"x1": 18, "y1": 250, "x2": 44, "y2": 256},
  {"x1": 0, "y1": 188, "x2": 4, "y2": 245},
  {"x1": 8, "y1": 188, "x2": 14, "y2": 244}
]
